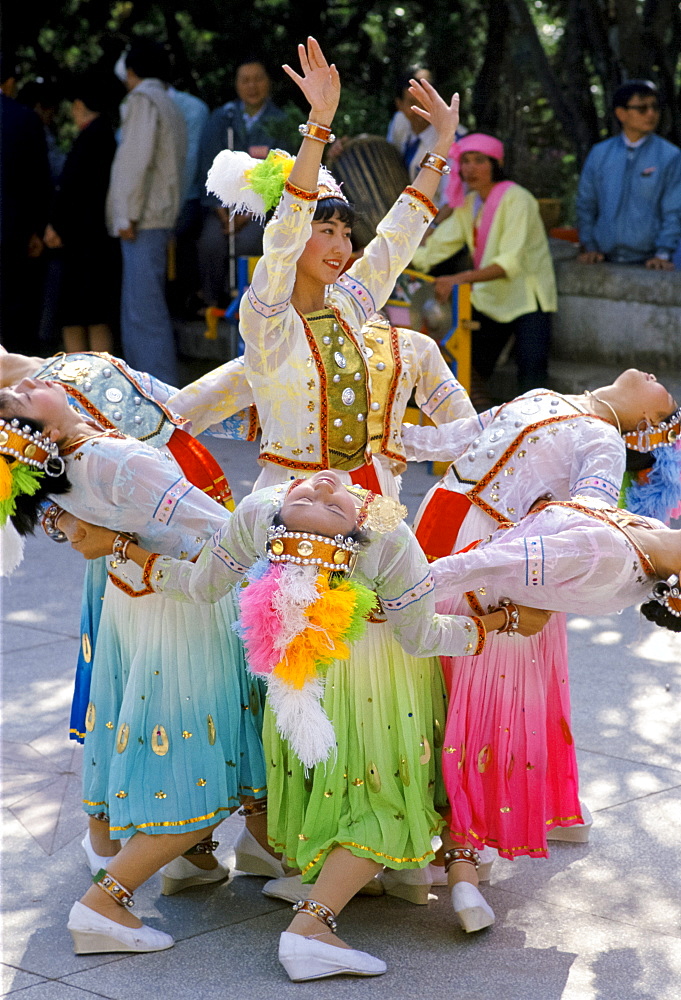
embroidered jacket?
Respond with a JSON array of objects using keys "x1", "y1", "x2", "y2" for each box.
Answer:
[
  {"x1": 431, "y1": 497, "x2": 660, "y2": 615},
  {"x1": 170, "y1": 319, "x2": 474, "y2": 475},
  {"x1": 403, "y1": 390, "x2": 625, "y2": 525},
  {"x1": 239, "y1": 181, "x2": 437, "y2": 473}
]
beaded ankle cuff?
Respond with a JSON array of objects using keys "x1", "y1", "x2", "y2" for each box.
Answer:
[
  {"x1": 444, "y1": 848, "x2": 480, "y2": 873},
  {"x1": 93, "y1": 868, "x2": 134, "y2": 907},
  {"x1": 292, "y1": 898, "x2": 338, "y2": 932},
  {"x1": 238, "y1": 798, "x2": 267, "y2": 818},
  {"x1": 184, "y1": 838, "x2": 219, "y2": 856}
]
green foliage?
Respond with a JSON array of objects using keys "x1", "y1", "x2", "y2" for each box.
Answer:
[{"x1": 6, "y1": 0, "x2": 681, "y2": 208}]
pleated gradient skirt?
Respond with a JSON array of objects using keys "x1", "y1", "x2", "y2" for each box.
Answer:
[
  {"x1": 81, "y1": 581, "x2": 267, "y2": 837},
  {"x1": 264, "y1": 621, "x2": 448, "y2": 881},
  {"x1": 436, "y1": 504, "x2": 583, "y2": 859}
]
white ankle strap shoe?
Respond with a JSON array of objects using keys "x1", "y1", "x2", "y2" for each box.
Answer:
[{"x1": 278, "y1": 931, "x2": 387, "y2": 981}]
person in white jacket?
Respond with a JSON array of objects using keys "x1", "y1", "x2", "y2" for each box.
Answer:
[{"x1": 106, "y1": 41, "x2": 186, "y2": 385}]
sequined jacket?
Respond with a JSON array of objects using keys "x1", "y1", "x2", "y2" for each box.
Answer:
[
  {"x1": 170, "y1": 321, "x2": 474, "y2": 475},
  {"x1": 403, "y1": 390, "x2": 625, "y2": 525},
  {"x1": 34, "y1": 352, "x2": 257, "y2": 443},
  {"x1": 239, "y1": 181, "x2": 438, "y2": 473}
]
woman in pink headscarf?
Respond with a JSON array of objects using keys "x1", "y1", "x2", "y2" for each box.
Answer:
[{"x1": 411, "y1": 133, "x2": 557, "y2": 402}]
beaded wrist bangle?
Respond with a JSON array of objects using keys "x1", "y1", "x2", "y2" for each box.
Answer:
[
  {"x1": 42, "y1": 503, "x2": 68, "y2": 543},
  {"x1": 298, "y1": 121, "x2": 336, "y2": 144},
  {"x1": 498, "y1": 598, "x2": 520, "y2": 635},
  {"x1": 419, "y1": 152, "x2": 451, "y2": 175},
  {"x1": 111, "y1": 532, "x2": 136, "y2": 565}
]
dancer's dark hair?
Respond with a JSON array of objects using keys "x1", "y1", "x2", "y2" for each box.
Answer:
[{"x1": 640, "y1": 599, "x2": 681, "y2": 633}]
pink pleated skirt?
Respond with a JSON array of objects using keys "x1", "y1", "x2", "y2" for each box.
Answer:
[{"x1": 433, "y1": 502, "x2": 583, "y2": 859}]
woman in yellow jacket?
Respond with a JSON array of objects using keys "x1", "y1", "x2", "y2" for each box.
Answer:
[{"x1": 411, "y1": 133, "x2": 557, "y2": 400}]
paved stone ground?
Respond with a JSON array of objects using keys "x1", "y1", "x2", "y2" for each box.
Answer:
[{"x1": 2, "y1": 438, "x2": 680, "y2": 999}]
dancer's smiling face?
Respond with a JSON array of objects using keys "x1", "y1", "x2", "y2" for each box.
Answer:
[
  {"x1": 296, "y1": 212, "x2": 353, "y2": 288},
  {"x1": 280, "y1": 471, "x2": 358, "y2": 537}
]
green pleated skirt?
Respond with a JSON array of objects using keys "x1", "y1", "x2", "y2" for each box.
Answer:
[{"x1": 264, "y1": 621, "x2": 448, "y2": 881}]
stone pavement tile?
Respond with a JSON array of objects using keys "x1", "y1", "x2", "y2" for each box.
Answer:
[
  {"x1": 485, "y1": 785, "x2": 681, "y2": 938},
  {"x1": 9, "y1": 766, "x2": 85, "y2": 856},
  {"x1": 1, "y1": 810, "x2": 122, "y2": 980},
  {"x1": 2, "y1": 622, "x2": 68, "y2": 655},
  {"x1": 567, "y1": 610, "x2": 681, "y2": 770},
  {"x1": 59, "y1": 887, "x2": 681, "y2": 1000},
  {"x1": 2, "y1": 983, "x2": 109, "y2": 999},
  {"x1": 575, "y1": 746, "x2": 681, "y2": 811},
  {"x1": 1, "y1": 763, "x2": 60, "y2": 809},
  {"x1": 1, "y1": 639, "x2": 80, "y2": 743},
  {"x1": 1, "y1": 535, "x2": 85, "y2": 625},
  {"x1": 0, "y1": 807, "x2": 281, "y2": 980},
  {"x1": 1, "y1": 964, "x2": 47, "y2": 995}
]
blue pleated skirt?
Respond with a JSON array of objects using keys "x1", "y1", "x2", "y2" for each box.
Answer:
[{"x1": 81, "y1": 580, "x2": 267, "y2": 836}]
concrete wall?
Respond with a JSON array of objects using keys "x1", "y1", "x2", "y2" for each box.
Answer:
[{"x1": 492, "y1": 244, "x2": 681, "y2": 400}]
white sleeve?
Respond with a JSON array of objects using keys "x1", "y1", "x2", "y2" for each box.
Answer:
[
  {"x1": 401, "y1": 413, "x2": 485, "y2": 462},
  {"x1": 372, "y1": 523, "x2": 487, "y2": 656}
]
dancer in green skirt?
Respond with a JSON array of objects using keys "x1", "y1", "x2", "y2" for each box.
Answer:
[{"x1": 67, "y1": 470, "x2": 548, "y2": 980}]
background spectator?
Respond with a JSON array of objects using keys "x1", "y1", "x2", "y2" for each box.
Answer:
[
  {"x1": 576, "y1": 80, "x2": 681, "y2": 269},
  {"x1": 389, "y1": 70, "x2": 466, "y2": 210},
  {"x1": 43, "y1": 68, "x2": 122, "y2": 354},
  {"x1": 0, "y1": 53, "x2": 51, "y2": 354},
  {"x1": 106, "y1": 40, "x2": 186, "y2": 385},
  {"x1": 197, "y1": 58, "x2": 288, "y2": 310},
  {"x1": 412, "y1": 133, "x2": 557, "y2": 405},
  {"x1": 16, "y1": 79, "x2": 66, "y2": 184},
  {"x1": 168, "y1": 78, "x2": 210, "y2": 318}
]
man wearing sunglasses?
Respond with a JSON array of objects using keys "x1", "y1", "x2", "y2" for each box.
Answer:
[{"x1": 576, "y1": 80, "x2": 681, "y2": 270}]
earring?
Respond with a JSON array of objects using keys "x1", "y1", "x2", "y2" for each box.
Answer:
[{"x1": 635, "y1": 417, "x2": 654, "y2": 453}]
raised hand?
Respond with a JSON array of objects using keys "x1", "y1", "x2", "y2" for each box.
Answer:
[
  {"x1": 408, "y1": 78, "x2": 459, "y2": 145},
  {"x1": 283, "y1": 36, "x2": 340, "y2": 125}
]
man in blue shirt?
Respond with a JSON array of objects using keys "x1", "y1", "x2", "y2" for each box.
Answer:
[{"x1": 576, "y1": 81, "x2": 681, "y2": 270}]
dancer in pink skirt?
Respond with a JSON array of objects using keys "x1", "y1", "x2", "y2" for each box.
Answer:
[{"x1": 401, "y1": 371, "x2": 679, "y2": 932}]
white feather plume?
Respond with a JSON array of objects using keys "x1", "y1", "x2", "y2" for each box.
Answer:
[
  {"x1": 0, "y1": 521, "x2": 25, "y2": 576},
  {"x1": 205, "y1": 149, "x2": 267, "y2": 220},
  {"x1": 271, "y1": 564, "x2": 320, "y2": 653},
  {"x1": 267, "y1": 674, "x2": 336, "y2": 769}
]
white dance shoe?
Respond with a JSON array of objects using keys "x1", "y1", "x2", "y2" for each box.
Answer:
[
  {"x1": 67, "y1": 901, "x2": 174, "y2": 954},
  {"x1": 262, "y1": 873, "x2": 307, "y2": 903},
  {"x1": 278, "y1": 931, "x2": 387, "y2": 981},
  {"x1": 160, "y1": 855, "x2": 229, "y2": 895},
  {"x1": 233, "y1": 827, "x2": 286, "y2": 878},
  {"x1": 380, "y1": 866, "x2": 433, "y2": 904},
  {"x1": 81, "y1": 831, "x2": 117, "y2": 876},
  {"x1": 547, "y1": 803, "x2": 593, "y2": 843},
  {"x1": 451, "y1": 882, "x2": 495, "y2": 933}
]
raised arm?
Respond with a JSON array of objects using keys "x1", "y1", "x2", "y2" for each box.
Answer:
[
  {"x1": 404, "y1": 78, "x2": 459, "y2": 205},
  {"x1": 283, "y1": 37, "x2": 340, "y2": 194}
]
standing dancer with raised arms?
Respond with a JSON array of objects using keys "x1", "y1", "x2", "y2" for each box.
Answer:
[{"x1": 199, "y1": 35, "x2": 471, "y2": 499}]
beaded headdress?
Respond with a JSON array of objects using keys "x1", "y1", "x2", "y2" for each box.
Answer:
[
  {"x1": 0, "y1": 417, "x2": 65, "y2": 575},
  {"x1": 0, "y1": 417, "x2": 64, "y2": 524},
  {"x1": 205, "y1": 148, "x2": 347, "y2": 223},
  {"x1": 234, "y1": 481, "x2": 406, "y2": 768},
  {"x1": 622, "y1": 408, "x2": 681, "y2": 524}
]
